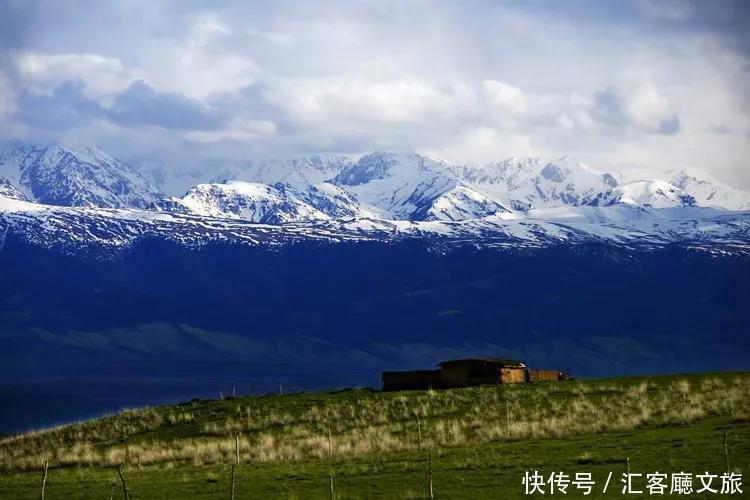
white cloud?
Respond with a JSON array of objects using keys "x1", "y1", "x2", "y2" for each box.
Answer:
[
  {"x1": 14, "y1": 52, "x2": 142, "y2": 97},
  {"x1": 482, "y1": 80, "x2": 526, "y2": 114},
  {"x1": 266, "y1": 78, "x2": 476, "y2": 125},
  {"x1": 148, "y1": 15, "x2": 257, "y2": 99},
  {"x1": 187, "y1": 15, "x2": 232, "y2": 48},
  {"x1": 424, "y1": 126, "x2": 541, "y2": 164},
  {"x1": 619, "y1": 84, "x2": 672, "y2": 130},
  {"x1": 594, "y1": 83, "x2": 679, "y2": 134},
  {"x1": 263, "y1": 78, "x2": 530, "y2": 132}
]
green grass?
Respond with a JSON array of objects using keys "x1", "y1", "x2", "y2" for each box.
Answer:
[{"x1": 0, "y1": 372, "x2": 748, "y2": 498}]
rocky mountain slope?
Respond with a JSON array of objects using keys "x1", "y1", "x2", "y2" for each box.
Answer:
[
  {"x1": 448, "y1": 156, "x2": 618, "y2": 211},
  {"x1": 669, "y1": 167, "x2": 750, "y2": 210},
  {"x1": 586, "y1": 180, "x2": 696, "y2": 208},
  {"x1": 0, "y1": 143, "x2": 160, "y2": 209}
]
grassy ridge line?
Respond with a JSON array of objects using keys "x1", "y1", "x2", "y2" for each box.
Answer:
[{"x1": 1, "y1": 372, "x2": 748, "y2": 473}]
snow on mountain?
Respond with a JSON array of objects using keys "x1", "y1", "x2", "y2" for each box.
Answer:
[
  {"x1": 199, "y1": 155, "x2": 376, "y2": 219},
  {"x1": 449, "y1": 157, "x2": 619, "y2": 211},
  {"x1": 291, "y1": 182, "x2": 374, "y2": 219},
  {"x1": 669, "y1": 167, "x2": 750, "y2": 210},
  {"x1": 0, "y1": 143, "x2": 161, "y2": 209},
  {"x1": 612, "y1": 166, "x2": 750, "y2": 211},
  {"x1": 332, "y1": 152, "x2": 511, "y2": 221},
  {"x1": 175, "y1": 181, "x2": 331, "y2": 223},
  {"x1": 587, "y1": 180, "x2": 696, "y2": 209},
  {"x1": 0, "y1": 178, "x2": 29, "y2": 201},
  {"x1": 0, "y1": 144, "x2": 33, "y2": 196},
  {"x1": 0, "y1": 141, "x2": 747, "y2": 262},
  {"x1": 1, "y1": 195, "x2": 748, "y2": 257},
  {"x1": 421, "y1": 185, "x2": 511, "y2": 221},
  {"x1": 3, "y1": 140, "x2": 749, "y2": 243},
  {"x1": 156, "y1": 177, "x2": 373, "y2": 222}
]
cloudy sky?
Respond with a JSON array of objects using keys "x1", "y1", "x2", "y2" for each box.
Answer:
[{"x1": 1, "y1": 0, "x2": 749, "y2": 187}]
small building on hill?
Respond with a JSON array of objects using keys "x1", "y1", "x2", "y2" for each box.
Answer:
[
  {"x1": 382, "y1": 357, "x2": 565, "y2": 391},
  {"x1": 438, "y1": 358, "x2": 527, "y2": 387}
]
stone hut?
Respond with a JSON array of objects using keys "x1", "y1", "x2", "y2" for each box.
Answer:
[{"x1": 437, "y1": 358, "x2": 527, "y2": 388}]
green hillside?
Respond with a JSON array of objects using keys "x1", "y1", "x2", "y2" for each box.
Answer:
[{"x1": 1, "y1": 372, "x2": 748, "y2": 499}]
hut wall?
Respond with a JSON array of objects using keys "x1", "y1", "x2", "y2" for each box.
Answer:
[
  {"x1": 500, "y1": 367, "x2": 526, "y2": 384},
  {"x1": 382, "y1": 370, "x2": 441, "y2": 391},
  {"x1": 440, "y1": 365, "x2": 469, "y2": 388},
  {"x1": 466, "y1": 364, "x2": 501, "y2": 385},
  {"x1": 528, "y1": 369, "x2": 560, "y2": 382}
]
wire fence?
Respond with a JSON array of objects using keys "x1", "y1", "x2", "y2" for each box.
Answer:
[{"x1": 15, "y1": 461, "x2": 446, "y2": 499}]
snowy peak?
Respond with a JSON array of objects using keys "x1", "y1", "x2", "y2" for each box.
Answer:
[
  {"x1": 176, "y1": 181, "x2": 331, "y2": 223},
  {"x1": 331, "y1": 152, "x2": 503, "y2": 221},
  {"x1": 422, "y1": 185, "x2": 511, "y2": 221},
  {"x1": 176, "y1": 151, "x2": 513, "y2": 222},
  {"x1": 0, "y1": 143, "x2": 39, "y2": 197},
  {"x1": 332, "y1": 152, "x2": 442, "y2": 186},
  {"x1": 450, "y1": 157, "x2": 618, "y2": 211},
  {"x1": 669, "y1": 167, "x2": 750, "y2": 210},
  {"x1": 587, "y1": 180, "x2": 696, "y2": 209},
  {"x1": 291, "y1": 182, "x2": 371, "y2": 219},
  {"x1": 1, "y1": 142, "x2": 161, "y2": 209}
]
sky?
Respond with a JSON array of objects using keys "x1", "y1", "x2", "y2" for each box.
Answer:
[{"x1": 1, "y1": 0, "x2": 749, "y2": 187}]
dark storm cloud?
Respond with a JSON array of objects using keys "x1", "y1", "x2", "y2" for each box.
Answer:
[
  {"x1": 108, "y1": 81, "x2": 226, "y2": 130},
  {"x1": 16, "y1": 80, "x2": 227, "y2": 131},
  {"x1": 17, "y1": 80, "x2": 105, "y2": 129}
]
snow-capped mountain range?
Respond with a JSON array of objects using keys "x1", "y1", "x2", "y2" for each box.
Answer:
[
  {"x1": 0, "y1": 143, "x2": 160, "y2": 209},
  {"x1": 1, "y1": 142, "x2": 749, "y2": 255}
]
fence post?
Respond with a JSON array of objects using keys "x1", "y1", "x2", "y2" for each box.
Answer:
[
  {"x1": 229, "y1": 434, "x2": 240, "y2": 499},
  {"x1": 328, "y1": 426, "x2": 335, "y2": 499},
  {"x1": 116, "y1": 464, "x2": 129, "y2": 500},
  {"x1": 428, "y1": 449, "x2": 434, "y2": 500},
  {"x1": 724, "y1": 431, "x2": 730, "y2": 473},
  {"x1": 40, "y1": 460, "x2": 48, "y2": 500}
]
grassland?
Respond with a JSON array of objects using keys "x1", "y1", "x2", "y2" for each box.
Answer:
[{"x1": 0, "y1": 372, "x2": 748, "y2": 498}]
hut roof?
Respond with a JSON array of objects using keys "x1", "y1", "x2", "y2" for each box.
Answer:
[{"x1": 437, "y1": 358, "x2": 526, "y2": 368}]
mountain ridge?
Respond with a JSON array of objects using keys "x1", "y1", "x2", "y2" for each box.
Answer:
[
  {"x1": 3, "y1": 142, "x2": 748, "y2": 219},
  {"x1": 1, "y1": 142, "x2": 749, "y2": 257}
]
